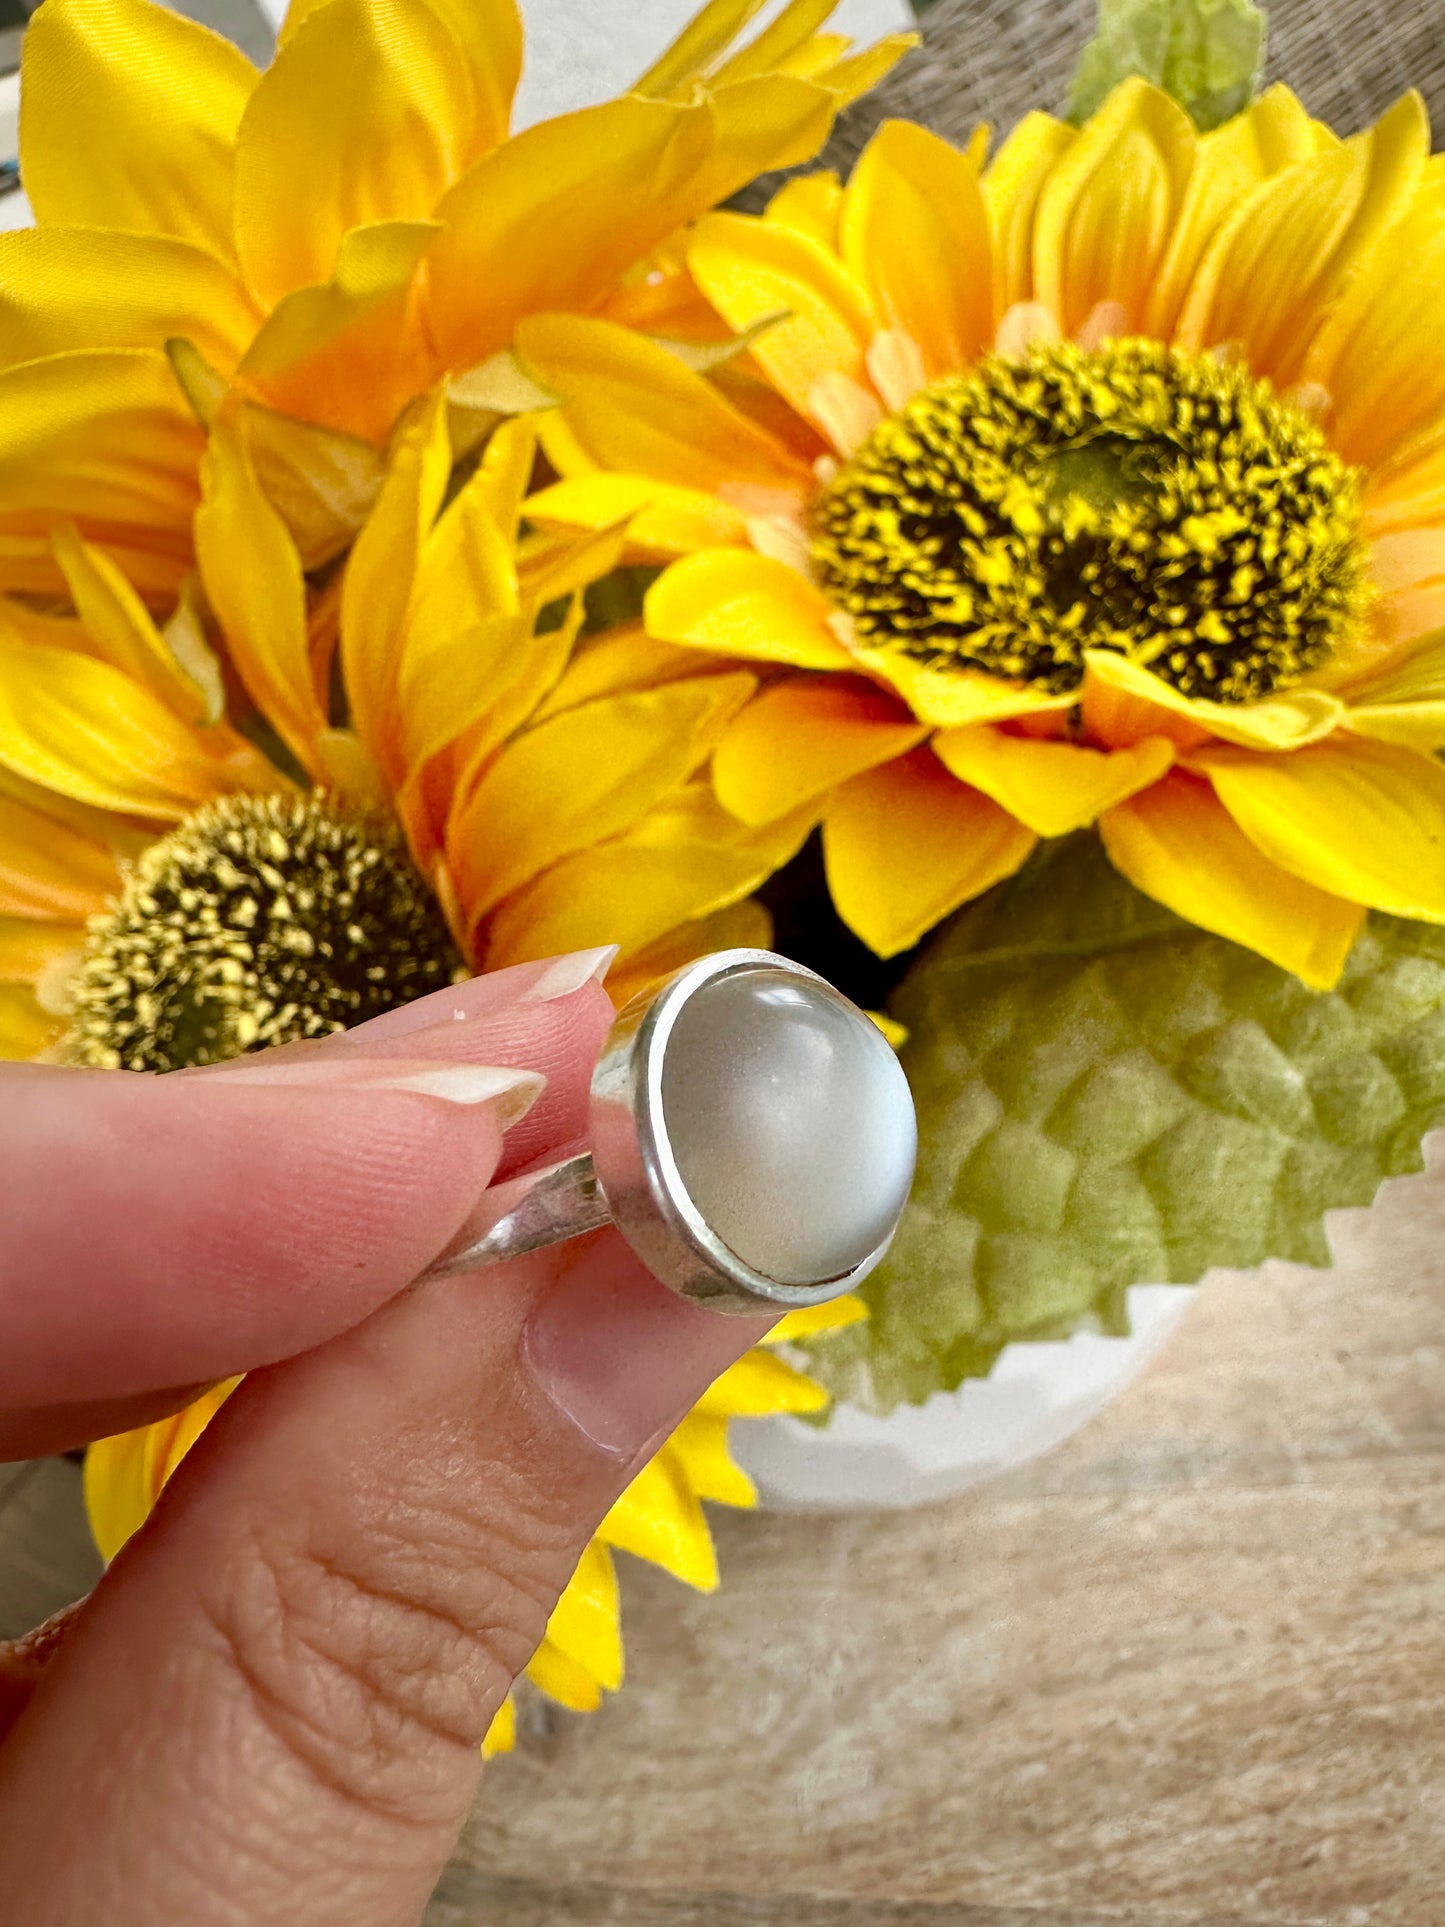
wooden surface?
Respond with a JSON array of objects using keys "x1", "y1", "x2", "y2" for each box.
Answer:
[{"x1": 3, "y1": 1151, "x2": 1443, "y2": 1926}]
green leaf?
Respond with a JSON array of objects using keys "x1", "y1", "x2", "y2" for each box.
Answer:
[
  {"x1": 1065, "y1": 0, "x2": 1266, "y2": 131},
  {"x1": 804, "y1": 837, "x2": 1445, "y2": 1412}
]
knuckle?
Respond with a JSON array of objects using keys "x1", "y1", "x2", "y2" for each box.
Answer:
[{"x1": 197, "y1": 1461, "x2": 576, "y2": 1826}]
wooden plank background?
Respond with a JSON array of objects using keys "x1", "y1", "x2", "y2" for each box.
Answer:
[{"x1": 3, "y1": 1146, "x2": 1442, "y2": 1925}]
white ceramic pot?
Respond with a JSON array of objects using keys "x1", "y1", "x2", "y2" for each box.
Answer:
[{"x1": 732, "y1": 1283, "x2": 1196, "y2": 1511}]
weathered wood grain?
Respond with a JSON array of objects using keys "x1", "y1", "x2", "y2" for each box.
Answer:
[{"x1": 3, "y1": 1152, "x2": 1442, "y2": 1925}]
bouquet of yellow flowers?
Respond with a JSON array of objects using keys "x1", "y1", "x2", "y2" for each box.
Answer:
[{"x1": 4, "y1": 0, "x2": 1444, "y2": 1745}]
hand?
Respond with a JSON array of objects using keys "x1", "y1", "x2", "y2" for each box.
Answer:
[{"x1": 0, "y1": 951, "x2": 773, "y2": 1926}]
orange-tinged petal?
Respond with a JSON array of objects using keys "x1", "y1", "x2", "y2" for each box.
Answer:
[
  {"x1": 340, "y1": 392, "x2": 451, "y2": 779},
  {"x1": 20, "y1": 0, "x2": 255, "y2": 259},
  {"x1": 526, "y1": 473, "x2": 750, "y2": 554},
  {"x1": 515, "y1": 314, "x2": 810, "y2": 501},
  {"x1": 1307, "y1": 173, "x2": 1445, "y2": 470},
  {"x1": 1145, "y1": 84, "x2": 1319, "y2": 338},
  {"x1": 481, "y1": 785, "x2": 810, "y2": 968},
  {"x1": 0, "y1": 350, "x2": 203, "y2": 543},
  {"x1": 51, "y1": 522, "x2": 209, "y2": 724},
  {"x1": 234, "y1": 0, "x2": 475, "y2": 307},
  {"x1": 1177, "y1": 91, "x2": 1429, "y2": 386},
  {"x1": 0, "y1": 230, "x2": 259, "y2": 377},
  {"x1": 840, "y1": 119, "x2": 993, "y2": 380},
  {"x1": 453, "y1": 673, "x2": 756, "y2": 917},
  {"x1": 0, "y1": 773, "x2": 121, "y2": 920},
  {"x1": 647, "y1": 547, "x2": 852, "y2": 669},
  {"x1": 714, "y1": 675, "x2": 927, "y2": 823},
  {"x1": 982, "y1": 110, "x2": 1076, "y2": 315},
  {"x1": 425, "y1": 97, "x2": 714, "y2": 373},
  {"x1": 823, "y1": 748, "x2": 1036, "y2": 957},
  {"x1": 1099, "y1": 768, "x2": 1363, "y2": 987},
  {"x1": 195, "y1": 407, "x2": 325, "y2": 773},
  {"x1": 0, "y1": 916, "x2": 82, "y2": 984},
  {"x1": 1081, "y1": 649, "x2": 1345, "y2": 750},
  {"x1": 0, "y1": 632, "x2": 229, "y2": 819},
  {"x1": 688, "y1": 210, "x2": 874, "y2": 423},
  {"x1": 237, "y1": 221, "x2": 442, "y2": 442},
  {"x1": 1032, "y1": 79, "x2": 1196, "y2": 336},
  {"x1": 603, "y1": 897, "x2": 773, "y2": 1007},
  {"x1": 1191, "y1": 734, "x2": 1445, "y2": 922},
  {"x1": 532, "y1": 622, "x2": 718, "y2": 720},
  {"x1": 933, "y1": 726, "x2": 1174, "y2": 836}
]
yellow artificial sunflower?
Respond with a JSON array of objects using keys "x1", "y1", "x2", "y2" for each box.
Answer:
[
  {"x1": 0, "y1": 0, "x2": 910, "y2": 605},
  {"x1": 0, "y1": 380, "x2": 846, "y2": 1750},
  {"x1": 84, "y1": 1293, "x2": 861, "y2": 1758},
  {"x1": 0, "y1": 391, "x2": 811, "y2": 1060},
  {"x1": 522, "y1": 79, "x2": 1445, "y2": 989}
]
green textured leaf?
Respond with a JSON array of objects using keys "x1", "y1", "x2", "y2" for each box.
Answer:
[
  {"x1": 805, "y1": 838, "x2": 1445, "y2": 1412},
  {"x1": 1066, "y1": 0, "x2": 1266, "y2": 131}
]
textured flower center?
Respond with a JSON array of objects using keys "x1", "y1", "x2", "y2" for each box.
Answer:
[
  {"x1": 811, "y1": 338, "x2": 1368, "y2": 703},
  {"x1": 66, "y1": 793, "x2": 462, "y2": 1071}
]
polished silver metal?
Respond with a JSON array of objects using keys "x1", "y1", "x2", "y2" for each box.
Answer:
[{"x1": 426, "y1": 948, "x2": 915, "y2": 1314}]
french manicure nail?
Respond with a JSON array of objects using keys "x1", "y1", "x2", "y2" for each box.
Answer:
[
  {"x1": 521, "y1": 1238, "x2": 774, "y2": 1458},
  {"x1": 521, "y1": 946, "x2": 618, "y2": 1004},
  {"x1": 213, "y1": 1056, "x2": 547, "y2": 1127}
]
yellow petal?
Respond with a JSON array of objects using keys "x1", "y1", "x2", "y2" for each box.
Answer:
[
  {"x1": 707, "y1": 0, "x2": 833, "y2": 84},
  {"x1": 462, "y1": 414, "x2": 537, "y2": 543},
  {"x1": 515, "y1": 314, "x2": 809, "y2": 502},
  {"x1": 0, "y1": 772, "x2": 120, "y2": 919},
  {"x1": 765, "y1": 169, "x2": 843, "y2": 251},
  {"x1": 646, "y1": 548, "x2": 853, "y2": 670},
  {"x1": 933, "y1": 727, "x2": 1174, "y2": 836},
  {"x1": 665, "y1": 1410, "x2": 756, "y2": 1508},
  {"x1": 631, "y1": 0, "x2": 768, "y2": 95},
  {"x1": 237, "y1": 220, "x2": 442, "y2": 442},
  {"x1": 0, "y1": 230, "x2": 259, "y2": 377},
  {"x1": 20, "y1": 0, "x2": 255, "y2": 258},
  {"x1": 823, "y1": 749, "x2": 1037, "y2": 957},
  {"x1": 481, "y1": 785, "x2": 810, "y2": 968},
  {"x1": 222, "y1": 391, "x2": 386, "y2": 573},
  {"x1": 481, "y1": 1696, "x2": 515, "y2": 1758},
  {"x1": 714, "y1": 676, "x2": 927, "y2": 823},
  {"x1": 1081, "y1": 649, "x2": 1345, "y2": 749},
  {"x1": 195, "y1": 406, "x2": 326, "y2": 772},
  {"x1": 1176, "y1": 91, "x2": 1429, "y2": 386},
  {"x1": 0, "y1": 630, "x2": 232, "y2": 818},
  {"x1": 853, "y1": 647, "x2": 1076, "y2": 730},
  {"x1": 0, "y1": 350, "x2": 203, "y2": 543},
  {"x1": 1331, "y1": 627, "x2": 1445, "y2": 747},
  {"x1": 597, "y1": 1451, "x2": 719, "y2": 1591},
  {"x1": 453, "y1": 673, "x2": 756, "y2": 916},
  {"x1": 415, "y1": 0, "x2": 520, "y2": 154},
  {"x1": 526, "y1": 473, "x2": 749, "y2": 554},
  {"x1": 682, "y1": 74, "x2": 841, "y2": 215},
  {"x1": 1191, "y1": 734, "x2": 1445, "y2": 922},
  {"x1": 698, "y1": 1347, "x2": 828, "y2": 1418},
  {"x1": 1144, "y1": 84, "x2": 1318, "y2": 338},
  {"x1": 687, "y1": 210, "x2": 873, "y2": 423},
  {"x1": 1032, "y1": 79, "x2": 1197, "y2": 335},
  {"x1": 540, "y1": 1540, "x2": 621, "y2": 1693},
  {"x1": 982, "y1": 110, "x2": 1076, "y2": 314},
  {"x1": 603, "y1": 896, "x2": 774, "y2": 1008},
  {"x1": 340, "y1": 392, "x2": 452, "y2": 780},
  {"x1": 0, "y1": 916, "x2": 82, "y2": 984},
  {"x1": 1305, "y1": 170, "x2": 1445, "y2": 470},
  {"x1": 766, "y1": 1294, "x2": 868, "y2": 1344},
  {"x1": 233, "y1": 0, "x2": 475, "y2": 306},
  {"x1": 532, "y1": 622, "x2": 719, "y2": 720},
  {"x1": 1099, "y1": 769, "x2": 1363, "y2": 987},
  {"x1": 0, "y1": 983, "x2": 61, "y2": 1062},
  {"x1": 525, "y1": 1637, "x2": 603, "y2": 1714},
  {"x1": 841, "y1": 119, "x2": 993, "y2": 379},
  {"x1": 50, "y1": 522, "x2": 208, "y2": 725},
  {"x1": 425, "y1": 96, "x2": 714, "y2": 373}
]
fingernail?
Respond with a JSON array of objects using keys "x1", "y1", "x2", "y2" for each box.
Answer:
[
  {"x1": 522, "y1": 1238, "x2": 774, "y2": 1458},
  {"x1": 520, "y1": 946, "x2": 618, "y2": 1004},
  {"x1": 213, "y1": 1057, "x2": 546, "y2": 1128}
]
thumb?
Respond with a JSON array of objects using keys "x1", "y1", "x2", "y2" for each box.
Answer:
[{"x1": 0, "y1": 1230, "x2": 772, "y2": 1927}]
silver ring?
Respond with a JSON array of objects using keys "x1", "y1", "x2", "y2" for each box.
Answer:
[{"x1": 425, "y1": 949, "x2": 917, "y2": 1315}]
